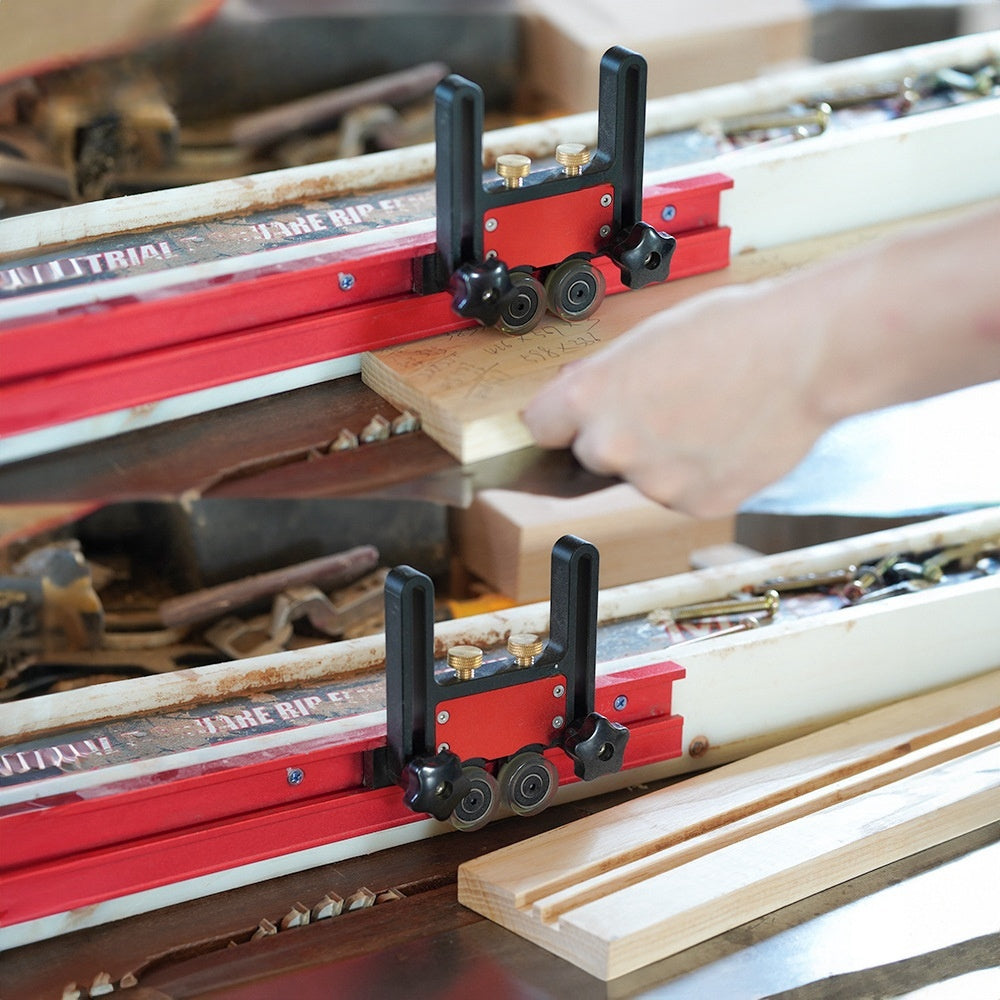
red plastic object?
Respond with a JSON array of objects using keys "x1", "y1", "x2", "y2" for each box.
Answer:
[
  {"x1": 0, "y1": 660, "x2": 684, "y2": 929},
  {"x1": 0, "y1": 174, "x2": 731, "y2": 439}
]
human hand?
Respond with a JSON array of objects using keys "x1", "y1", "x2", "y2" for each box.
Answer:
[{"x1": 521, "y1": 279, "x2": 836, "y2": 518}]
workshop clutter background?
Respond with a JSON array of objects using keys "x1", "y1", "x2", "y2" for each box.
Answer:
[{"x1": 2, "y1": 0, "x2": 996, "y2": 215}]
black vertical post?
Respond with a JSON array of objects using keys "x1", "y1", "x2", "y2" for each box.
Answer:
[
  {"x1": 435, "y1": 75, "x2": 485, "y2": 276},
  {"x1": 546, "y1": 535, "x2": 600, "y2": 724},
  {"x1": 384, "y1": 566, "x2": 436, "y2": 774},
  {"x1": 595, "y1": 46, "x2": 647, "y2": 233}
]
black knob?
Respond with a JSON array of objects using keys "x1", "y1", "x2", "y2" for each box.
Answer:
[
  {"x1": 400, "y1": 749, "x2": 471, "y2": 821},
  {"x1": 608, "y1": 222, "x2": 676, "y2": 289},
  {"x1": 562, "y1": 712, "x2": 629, "y2": 781},
  {"x1": 450, "y1": 259, "x2": 513, "y2": 326}
]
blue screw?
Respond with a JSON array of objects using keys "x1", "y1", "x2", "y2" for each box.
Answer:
[
  {"x1": 661, "y1": 205, "x2": 676, "y2": 222},
  {"x1": 614, "y1": 695, "x2": 627, "y2": 711},
  {"x1": 338, "y1": 272, "x2": 355, "y2": 291},
  {"x1": 287, "y1": 767, "x2": 304, "y2": 786}
]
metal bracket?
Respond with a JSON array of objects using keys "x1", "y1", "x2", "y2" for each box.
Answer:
[
  {"x1": 426, "y1": 46, "x2": 675, "y2": 313},
  {"x1": 374, "y1": 535, "x2": 629, "y2": 823}
]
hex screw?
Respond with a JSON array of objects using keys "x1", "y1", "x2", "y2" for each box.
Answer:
[
  {"x1": 599, "y1": 224, "x2": 612, "y2": 238},
  {"x1": 553, "y1": 684, "x2": 565, "y2": 698},
  {"x1": 552, "y1": 716, "x2": 565, "y2": 730},
  {"x1": 600, "y1": 193, "x2": 613, "y2": 207},
  {"x1": 448, "y1": 645, "x2": 483, "y2": 681},
  {"x1": 437, "y1": 710, "x2": 450, "y2": 725},
  {"x1": 287, "y1": 767, "x2": 305, "y2": 786},
  {"x1": 484, "y1": 217, "x2": 498, "y2": 232}
]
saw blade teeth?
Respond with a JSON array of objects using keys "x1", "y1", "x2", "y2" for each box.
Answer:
[
  {"x1": 88, "y1": 972, "x2": 114, "y2": 996},
  {"x1": 250, "y1": 917, "x2": 278, "y2": 941},
  {"x1": 312, "y1": 891, "x2": 345, "y2": 920},
  {"x1": 344, "y1": 886, "x2": 377, "y2": 911},
  {"x1": 280, "y1": 902, "x2": 311, "y2": 930}
]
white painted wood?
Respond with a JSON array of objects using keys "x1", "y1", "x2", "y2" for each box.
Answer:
[
  {"x1": 4, "y1": 506, "x2": 998, "y2": 744},
  {"x1": 1, "y1": 32, "x2": 996, "y2": 255},
  {"x1": 709, "y1": 99, "x2": 1000, "y2": 253}
]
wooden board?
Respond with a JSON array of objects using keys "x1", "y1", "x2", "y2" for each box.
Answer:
[
  {"x1": 453, "y1": 484, "x2": 733, "y2": 602},
  {"x1": 458, "y1": 669, "x2": 1000, "y2": 981},
  {"x1": 519, "y1": 0, "x2": 809, "y2": 111},
  {"x1": 361, "y1": 212, "x2": 955, "y2": 464}
]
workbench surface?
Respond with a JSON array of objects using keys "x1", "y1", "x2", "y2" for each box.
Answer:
[{"x1": 4, "y1": 778, "x2": 996, "y2": 999}]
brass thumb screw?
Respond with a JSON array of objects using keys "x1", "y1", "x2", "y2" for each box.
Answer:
[
  {"x1": 448, "y1": 645, "x2": 483, "y2": 681},
  {"x1": 496, "y1": 153, "x2": 531, "y2": 188},
  {"x1": 555, "y1": 142, "x2": 591, "y2": 176},
  {"x1": 507, "y1": 633, "x2": 545, "y2": 667}
]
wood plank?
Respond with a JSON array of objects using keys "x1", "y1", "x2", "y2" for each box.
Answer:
[
  {"x1": 360, "y1": 207, "x2": 975, "y2": 464},
  {"x1": 452, "y1": 484, "x2": 734, "y2": 602},
  {"x1": 458, "y1": 669, "x2": 1000, "y2": 980},
  {"x1": 520, "y1": 0, "x2": 808, "y2": 111}
]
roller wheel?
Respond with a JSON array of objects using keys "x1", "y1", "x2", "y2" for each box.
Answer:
[
  {"x1": 498, "y1": 751, "x2": 559, "y2": 817},
  {"x1": 450, "y1": 765, "x2": 501, "y2": 832},
  {"x1": 544, "y1": 259, "x2": 605, "y2": 322},
  {"x1": 496, "y1": 272, "x2": 547, "y2": 335}
]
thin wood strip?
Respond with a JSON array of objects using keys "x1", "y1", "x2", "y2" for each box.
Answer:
[
  {"x1": 532, "y1": 716, "x2": 1000, "y2": 923},
  {"x1": 460, "y1": 670, "x2": 1000, "y2": 910},
  {"x1": 568, "y1": 746, "x2": 1000, "y2": 979}
]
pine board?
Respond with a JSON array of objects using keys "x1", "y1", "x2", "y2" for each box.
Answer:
[
  {"x1": 458, "y1": 669, "x2": 1000, "y2": 980},
  {"x1": 360, "y1": 219, "x2": 925, "y2": 464}
]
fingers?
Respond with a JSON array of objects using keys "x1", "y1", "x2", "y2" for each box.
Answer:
[{"x1": 520, "y1": 362, "x2": 591, "y2": 448}]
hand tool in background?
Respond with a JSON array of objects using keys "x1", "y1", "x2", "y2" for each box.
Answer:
[{"x1": 1, "y1": 544, "x2": 103, "y2": 660}]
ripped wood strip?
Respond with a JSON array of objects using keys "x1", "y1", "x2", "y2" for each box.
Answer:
[{"x1": 459, "y1": 669, "x2": 1000, "y2": 980}]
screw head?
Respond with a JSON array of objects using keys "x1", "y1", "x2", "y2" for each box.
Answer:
[
  {"x1": 600, "y1": 193, "x2": 613, "y2": 208},
  {"x1": 555, "y1": 142, "x2": 591, "y2": 175},
  {"x1": 661, "y1": 205, "x2": 676, "y2": 222},
  {"x1": 484, "y1": 217, "x2": 498, "y2": 232},
  {"x1": 507, "y1": 632, "x2": 544, "y2": 666},
  {"x1": 613, "y1": 695, "x2": 628, "y2": 711},
  {"x1": 553, "y1": 684, "x2": 565, "y2": 698},
  {"x1": 437, "y1": 710, "x2": 450, "y2": 725},
  {"x1": 496, "y1": 153, "x2": 531, "y2": 188},
  {"x1": 599, "y1": 224, "x2": 611, "y2": 238},
  {"x1": 338, "y1": 272, "x2": 355, "y2": 291},
  {"x1": 448, "y1": 645, "x2": 483, "y2": 681},
  {"x1": 552, "y1": 716, "x2": 565, "y2": 730},
  {"x1": 286, "y1": 767, "x2": 305, "y2": 786}
]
